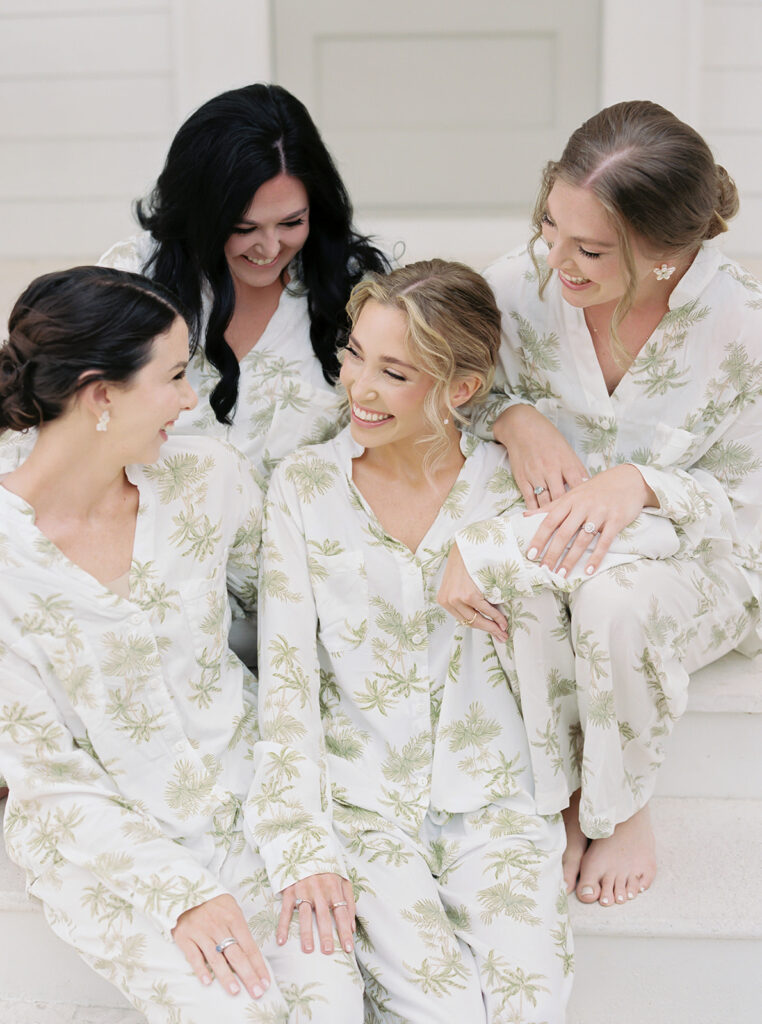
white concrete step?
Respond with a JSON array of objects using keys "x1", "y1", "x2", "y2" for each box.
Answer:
[
  {"x1": 0, "y1": 1000, "x2": 142, "y2": 1023},
  {"x1": 2, "y1": 797, "x2": 761, "y2": 1021},
  {"x1": 568, "y1": 796, "x2": 762, "y2": 1024},
  {"x1": 656, "y1": 650, "x2": 762, "y2": 799}
]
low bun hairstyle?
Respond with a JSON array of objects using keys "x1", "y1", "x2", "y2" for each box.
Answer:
[
  {"x1": 0, "y1": 266, "x2": 186, "y2": 432},
  {"x1": 529, "y1": 100, "x2": 740, "y2": 355}
]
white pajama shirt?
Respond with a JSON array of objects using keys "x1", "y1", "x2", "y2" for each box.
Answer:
[
  {"x1": 0, "y1": 436, "x2": 362, "y2": 1023},
  {"x1": 458, "y1": 244, "x2": 762, "y2": 837},
  {"x1": 252, "y1": 428, "x2": 573, "y2": 1022}
]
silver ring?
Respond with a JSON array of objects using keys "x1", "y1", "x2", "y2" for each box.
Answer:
[
  {"x1": 583, "y1": 521, "x2": 597, "y2": 534},
  {"x1": 331, "y1": 900, "x2": 349, "y2": 909},
  {"x1": 533, "y1": 484, "x2": 546, "y2": 496},
  {"x1": 215, "y1": 937, "x2": 238, "y2": 953}
]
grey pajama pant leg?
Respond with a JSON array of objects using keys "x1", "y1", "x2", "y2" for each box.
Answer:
[{"x1": 337, "y1": 799, "x2": 572, "y2": 1023}]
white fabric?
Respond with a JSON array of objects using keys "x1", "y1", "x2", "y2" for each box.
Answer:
[{"x1": 98, "y1": 234, "x2": 347, "y2": 482}]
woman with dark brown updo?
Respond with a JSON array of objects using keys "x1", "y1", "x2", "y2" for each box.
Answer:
[
  {"x1": 438, "y1": 100, "x2": 762, "y2": 909},
  {"x1": 0, "y1": 266, "x2": 363, "y2": 1023}
]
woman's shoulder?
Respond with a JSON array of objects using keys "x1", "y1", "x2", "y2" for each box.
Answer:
[
  {"x1": 140, "y1": 435, "x2": 265, "y2": 502},
  {"x1": 483, "y1": 245, "x2": 548, "y2": 317},
  {"x1": 97, "y1": 233, "x2": 156, "y2": 274}
]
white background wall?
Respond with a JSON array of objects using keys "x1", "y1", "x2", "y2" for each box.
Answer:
[{"x1": 0, "y1": 0, "x2": 760, "y2": 316}]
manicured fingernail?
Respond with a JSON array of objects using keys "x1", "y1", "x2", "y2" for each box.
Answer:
[
  {"x1": 305, "y1": 943, "x2": 313, "y2": 952},
  {"x1": 229, "y1": 982, "x2": 240, "y2": 995},
  {"x1": 639, "y1": 885, "x2": 646, "y2": 893},
  {"x1": 557, "y1": 567, "x2": 567, "y2": 578},
  {"x1": 202, "y1": 976, "x2": 212, "y2": 986},
  {"x1": 627, "y1": 892, "x2": 634, "y2": 900},
  {"x1": 527, "y1": 547, "x2": 538, "y2": 560},
  {"x1": 252, "y1": 985, "x2": 263, "y2": 998},
  {"x1": 616, "y1": 895, "x2": 624, "y2": 903},
  {"x1": 261, "y1": 977, "x2": 270, "y2": 989},
  {"x1": 277, "y1": 934, "x2": 285, "y2": 945},
  {"x1": 322, "y1": 941, "x2": 332, "y2": 952},
  {"x1": 344, "y1": 941, "x2": 353, "y2": 952},
  {"x1": 585, "y1": 564, "x2": 595, "y2": 575},
  {"x1": 580, "y1": 886, "x2": 594, "y2": 897}
]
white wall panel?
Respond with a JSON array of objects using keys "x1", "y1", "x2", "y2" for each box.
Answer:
[
  {"x1": 703, "y1": 2, "x2": 762, "y2": 65},
  {"x1": 0, "y1": 12, "x2": 170, "y2": 77},
  {"x1": 0, "y1": 140, "x2": 168, "y2": 200},
  {"x1": 0, "y1": 79, "x2": 172, "y2": 138},
  {"x1": 0, "y1": 199, "x2": 139, "y2": 259}
]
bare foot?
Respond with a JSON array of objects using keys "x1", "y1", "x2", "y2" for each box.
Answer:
[
  {"x1": 576, "y1": 804, "x2": 657, "y2": 907},
  {"x1": 562, "y1": 789, "x2": 588, "y2": 893}
]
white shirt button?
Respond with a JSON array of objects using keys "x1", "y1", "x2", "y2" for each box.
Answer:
[
  {"x1": 412, "y1": 632, "x2": 425, "y2": 644},
  {"x1": 173, "y1": 741, "x2": 185, "y2": 754},
  {"x1": 130, "y1": 613, "x2": 142, "y2": 626}
]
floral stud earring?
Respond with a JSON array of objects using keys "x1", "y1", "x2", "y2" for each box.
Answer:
[
  {"x1": 96, "y1": 409, "x2": 110, "y2": 432},
  {"x1": 653, "y1": 263, "x2": 676, "y2": 281}
]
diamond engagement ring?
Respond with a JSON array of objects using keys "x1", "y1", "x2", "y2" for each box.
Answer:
[
  {"x1": 533, "y1": 485, "x2": 546, "y2": 495},
  {"x1": 583, "y1": 521, "x2": 597, "y2": 534},
  {"x1": 215, "y1": 937, "x2": 238, "y2": 953},
  {"x1": 294, "y1": 897, "x2": 314, "y2": 908}
]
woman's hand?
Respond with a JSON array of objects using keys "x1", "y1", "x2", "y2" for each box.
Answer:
[
  {"x1": 437, "y1": 542, "x2": 508, "y2": 643},
  {"x1": 493, "y1": 404, "x2": 589, "y2": 510},
  {"x1": 524, "y1": 464, "x2": 658, "y2": 576},
  {"x1": 172, "y1": 893, "x2": 270, "y2": 999},
  {"x1": 277, "y1": 873, "x2": 356, "y2": 956}
]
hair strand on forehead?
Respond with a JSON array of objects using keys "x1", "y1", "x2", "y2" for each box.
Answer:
[{"x1": 345, "y1": 259, "x2": 501, "y2": 472}]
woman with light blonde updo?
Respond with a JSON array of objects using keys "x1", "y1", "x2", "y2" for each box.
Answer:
[
  {"x1": 438, "y1": 100, "x2": 762, "y2": 909},
  {"x1": 253, "y1": 259, "x2": 573, "y2": 1022}
]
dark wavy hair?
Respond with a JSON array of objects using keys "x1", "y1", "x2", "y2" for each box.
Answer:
[
  {"x1": 136, "y1": 82, "x2": 389, "y2": 424},
  {"x1": 0, "y1": 266, "x2": 186, "y2": 431}
]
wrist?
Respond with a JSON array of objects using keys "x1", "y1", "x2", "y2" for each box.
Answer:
[{"x1": 493, "y1": 403, "x2": 533, "y2": 446}]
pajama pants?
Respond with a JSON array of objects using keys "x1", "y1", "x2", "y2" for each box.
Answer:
[
  {"x1": 504, "y1": 552, "x2": 758, "y2": 838},
  {"x1": 333, "y1": 796, "x2": 573, "y2": 1023},
  {"x1": 30, "y1": 834, "x2": 363, "y2": 1024}
]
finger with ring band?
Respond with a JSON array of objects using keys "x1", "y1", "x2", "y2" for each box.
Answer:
[
  {"x1": 533, "y1": 484, "x2": 546, "y2": 496},
  {"x1": 583, "y1": 521, "x2": 597, "y2": 535},
  {"x1": 331, "y1": 900, "x2": 349, "y2": 909},
  {"x1": 294, "y1": 897, "x2": 313, "y2": 909},
  {"x1": 215, "y1": 937, "x2": 238, "y2": 953},
  {"x1": 465, "y1": 611, "x2": 478, "y2": 626}
]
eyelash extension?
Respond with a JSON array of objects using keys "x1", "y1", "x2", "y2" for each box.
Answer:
[
  {"x1": 233, "y1": 218, "x2": 306, "y2": 235},
  {"x1": 542, "y1": 213, "x2": 601, "y2": 259}
]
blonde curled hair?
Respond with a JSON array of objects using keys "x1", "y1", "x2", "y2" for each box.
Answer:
[{"x1": 345, "y1": 259, "x2": 501, "y2": 469}]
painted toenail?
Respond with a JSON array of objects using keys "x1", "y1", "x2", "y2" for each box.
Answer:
[
  {"x1": 616, "y1": 895, "x2": 624, "y2": 903},
  {"x1": 639, "y1": 885, "x2": 646, "y2": 893},
  {"x1": 601, "y1": 897, "x2": 609, "y2": 904},
  {"x1": 580, "y1": 886, "x2": 595, "y2": 897},
  {"x1": 627, "y1": 892, "x2": 634, "y2": 900}
]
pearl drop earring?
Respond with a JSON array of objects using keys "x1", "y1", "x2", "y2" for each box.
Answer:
[{"x1": 96, "y1": 409, "x2": 110, "y2": 433}]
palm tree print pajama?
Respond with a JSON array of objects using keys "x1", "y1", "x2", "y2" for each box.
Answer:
[
  {"x1": 0, "y1": 437, "x2": 362, "y2": 1023},
  {"x1": 252, "y1": 429, "x2": 573, "y2": 1022},
  {"x1": 460, "y1": 244, "x2": 762, "y2": 838}
]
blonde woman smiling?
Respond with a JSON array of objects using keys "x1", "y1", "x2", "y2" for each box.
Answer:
[{"x1": 253, "y1": 261, "x2": 573, "y2": 1023}]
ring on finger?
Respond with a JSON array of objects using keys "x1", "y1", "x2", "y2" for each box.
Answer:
[
  {"x1": 533, "y1": 484, "x2": 546, "y2": 496},
  {"x1": 215, "y1": 937, "x2": 238, "y2": 954},
  {"x1": 583, "y1": 521, "x2": 597, "y2": 534},
  {"x1": 330, "y1": 900, "x2": 349, "y2": 909},
  {"x1": 294, "y1": 897, "x2": 314, "y2": 909},
  {"x1": 465, "y1": 611, "x2": 478, "y2": 626}
]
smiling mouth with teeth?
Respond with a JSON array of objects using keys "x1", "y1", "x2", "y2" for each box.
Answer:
[
  {"x1": 352, "y1": 402, "x2": 393, "y2": 423},
  {"x1": 559, "y1": 271, "x2": 590, "y2": 285},
  {"x1": 243, "y1": 253, "x2": 278, "y2": 267}
]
